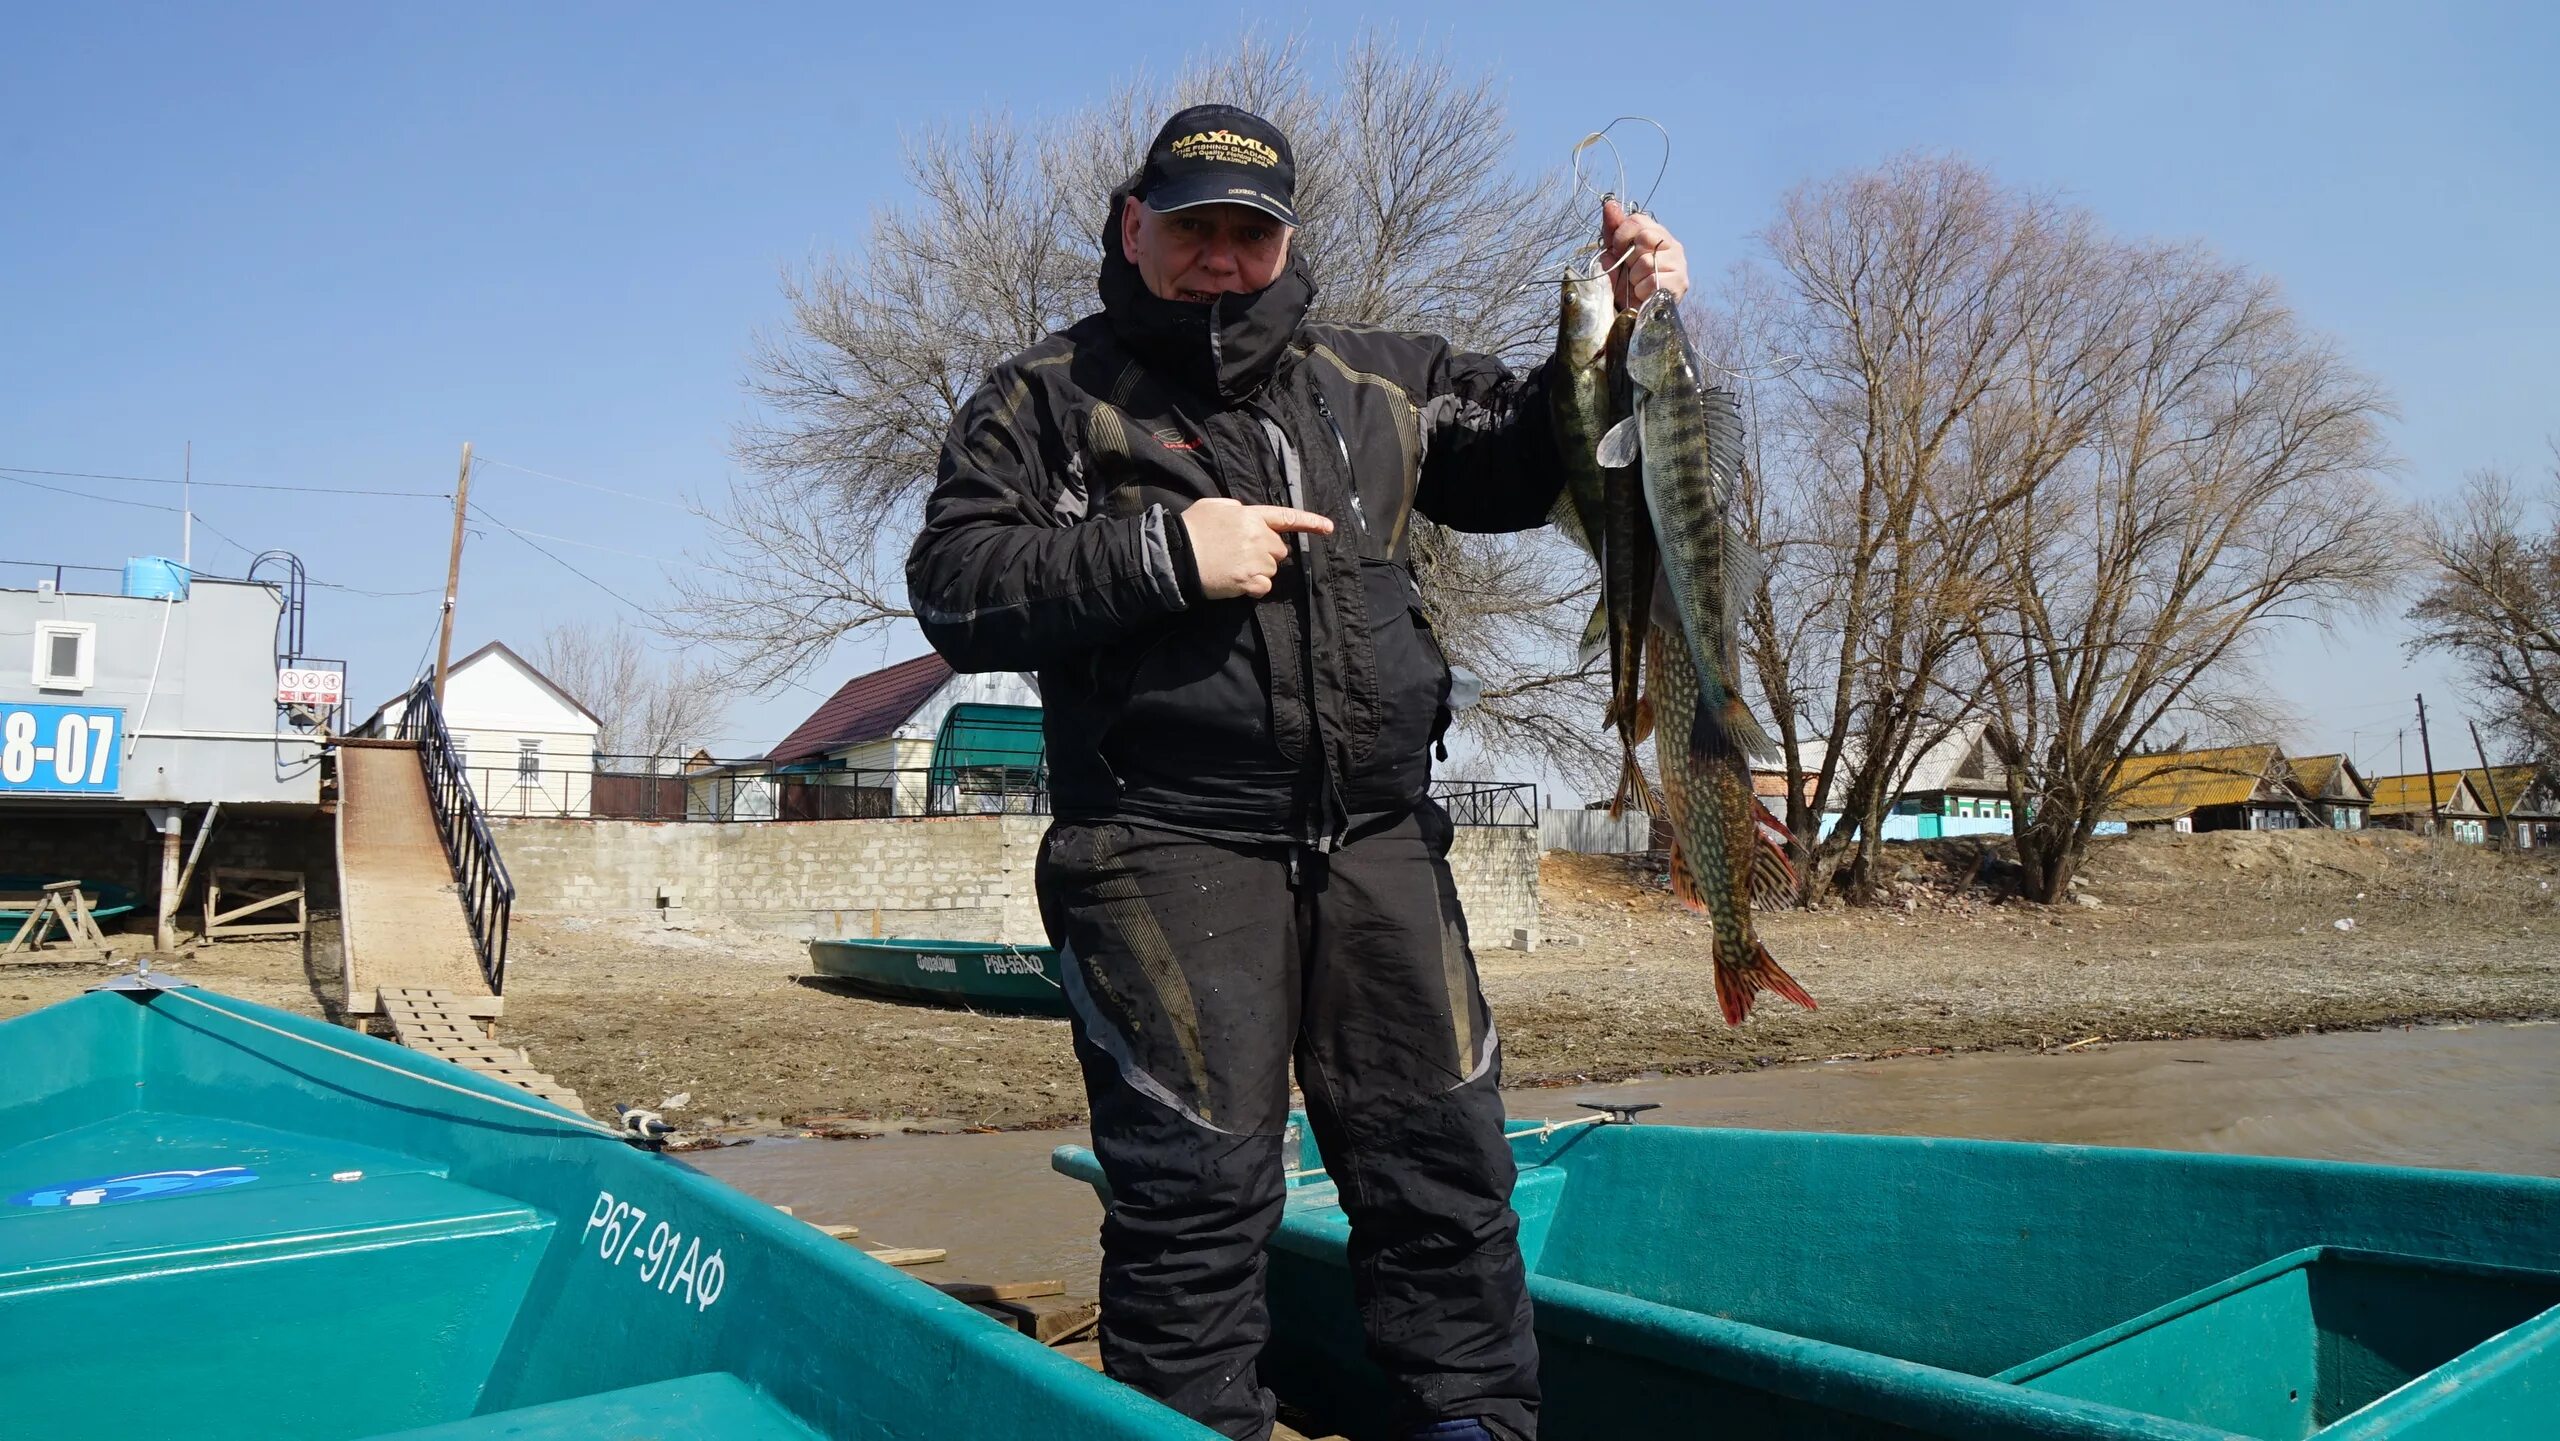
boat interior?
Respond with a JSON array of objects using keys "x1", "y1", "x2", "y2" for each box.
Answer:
[
  {"x1": 1065, "y1": 1111, "x2": 2560, "y2": 1439},
  {"x1": 1, "y1": 986, "x2": 1197, "y2": 1441}
]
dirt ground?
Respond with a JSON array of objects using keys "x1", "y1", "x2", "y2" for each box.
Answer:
[{"x1": 10, "y1": 829, "x2": 2554, "y2": 1133}]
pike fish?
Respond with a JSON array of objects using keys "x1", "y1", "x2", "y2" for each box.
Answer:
[
  {"x1": 1602, "y1": 291, "x2": 1814, "y2": 1025},
  {"x1": 1547, "y1": 260, "x2": 1655, "y2": 814}
]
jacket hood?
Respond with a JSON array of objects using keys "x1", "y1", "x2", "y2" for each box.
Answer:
[{"x1": 1099, "y1": 180, "x2": 1315, "y2": 407}]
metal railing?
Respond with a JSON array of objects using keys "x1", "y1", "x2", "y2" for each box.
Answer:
[
  {"x1": 452, "y1": 754, "x2": 1538, "y2": 829},
  {"x1": 396, "y1": 679, "x2": 515, "y2": 994},
  {"x1": 1430, "y1": 779, "x2": 1539, "y2": 828}
]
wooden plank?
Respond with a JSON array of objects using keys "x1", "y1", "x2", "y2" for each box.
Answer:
[
  {"x1": 809, "y1": 1223, "x2": 862, "y2": 1240},
  {"x1": 930, "y1": 1279, "x2": 1065, "y2": 1304},
  {"x1": 860, "y1": 1246, "x2": 947, "y2": 1268},
  {"x1": 980, "y1": 1295, "x2": 1097, "y2": 1344}
]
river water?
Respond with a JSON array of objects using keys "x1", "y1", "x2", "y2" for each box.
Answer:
[{"x1": 691, "y1": 1021, "x2": 2560, "y2": 1298}]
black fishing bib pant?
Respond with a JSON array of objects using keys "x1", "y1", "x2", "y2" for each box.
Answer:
[{"x1": 1040, "y1": 804, "x2": 1539, "y2": 1440}]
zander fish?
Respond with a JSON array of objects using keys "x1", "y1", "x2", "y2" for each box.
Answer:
[
  {"x1": 1602, "y1": 291, "x2": 1813, "y2": 1024},
  {"x1": 1549, "y1": 259, "x2": 1654, "y2": 815}
]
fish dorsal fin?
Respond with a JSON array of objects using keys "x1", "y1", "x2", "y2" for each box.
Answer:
[{"x1": 1596, "y1": 415, "x2": 1642, "y2": 470}]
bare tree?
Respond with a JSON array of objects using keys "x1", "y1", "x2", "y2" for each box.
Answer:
[
  {"x1": 2407, "y1": 461, "x2": 2560, "y2": 766},
  {"x1": 676, "y1": 32, "x2": 1600, "y2": 769},
  {"x1": 1720, "y1": 154, "x2": 2397, "y2": 905},
  {"x1": 1965, "y1": 244, "x2": 2400, "y2": 900},
  {"x1": 1723, "y1": 155, "x2": 2081, "y2": 901},
  {"x1": 533, "y1": 622, "x2": 728, "y2": 763}
]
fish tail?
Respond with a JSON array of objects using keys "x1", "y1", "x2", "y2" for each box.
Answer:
[
  {"x1": 1714, "y1": 938, "x2": 1818, "y2": 1027},
  {"x1": 1632, "y1": 693, "x2": 1655, "y2": 745},
  {"x1": 1608, "y1": 747, "x2": 1650, "y2": 819}
]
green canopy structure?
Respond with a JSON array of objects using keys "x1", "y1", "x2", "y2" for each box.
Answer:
[{"x1": 928, "y1": 703, "x2": 1046, "y2": 814}]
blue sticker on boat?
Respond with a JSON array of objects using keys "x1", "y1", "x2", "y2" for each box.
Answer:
[{"x1": 8, "y1": 1167, "x2": 259, "y2": 1208}]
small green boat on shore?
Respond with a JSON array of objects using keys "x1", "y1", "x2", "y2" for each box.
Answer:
[
  {"x1": 1057, "y1": 1110, "x2": 2560, "y2": 1438},
  {"x1": 2, "y1": 980, "x2": 1210, "y2": 1440},
  {"x1": 807, "y1": 937, "x2": 1067, "y2": 1017}
]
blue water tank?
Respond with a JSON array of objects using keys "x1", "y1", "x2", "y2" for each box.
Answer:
[{"x1": 122, "y1": 556, "x2": 192, "y2": 600}]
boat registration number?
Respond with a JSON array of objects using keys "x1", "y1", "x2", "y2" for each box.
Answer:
[
  {"x1": 915, "y1": 954, "x2": 958, "y2": 973},
  {"x1": 582, "y1": 1190, "x2": 726, "y2": 1311}
]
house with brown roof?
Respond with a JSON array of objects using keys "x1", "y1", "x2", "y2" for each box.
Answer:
[
  {"x1": 2283, "y1": 753, "x2": 2372, "y2": 831},
  {"x1": 2102, "y1": 744, "x2": 2315, "y2": 833},
  {"x1": 761, "y1": 653, "x2": 1039, "y2": 818},
  {"x1": 2461, "y1": 764, "x2": 2560, "y2": 850},
  {"x1": 2364, "y1": 771, "x2": 2493, "y2": 843}
]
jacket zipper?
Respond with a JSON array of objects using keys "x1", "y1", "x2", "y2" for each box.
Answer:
[{"x1": 1310, "y1": 387, "x2": 1363, "y2": 539}]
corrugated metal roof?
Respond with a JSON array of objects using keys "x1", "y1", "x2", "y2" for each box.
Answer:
[
  {"x1": 767, "y1": 652, "x2": 954, "y2": 763},
  {"x1": 2107, "y1": 745, "x2": 2286, "y2": 812}
]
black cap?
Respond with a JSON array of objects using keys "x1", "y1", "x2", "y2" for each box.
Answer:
[{"x1": 1136, "y1": 104, "x2": 1298, "y2": 227}]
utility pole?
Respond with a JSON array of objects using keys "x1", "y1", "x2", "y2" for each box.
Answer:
[
  {"x1": 181, "y1": 441, "x2": 192, "y2": 570},
  {"x1": 2469, "y1": 720, "x2": 2509, "y2": 852},
  {"x1": 2415, "y1": 694, "x2": 2442, "y2": 833},
  {"x1": 434, "y1": 442, "x2": 474, "y2": 705}
]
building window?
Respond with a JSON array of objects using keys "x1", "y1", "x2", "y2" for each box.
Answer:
[
  {"x1": 517, "y1": 738, "x2": 542, "y2": 778},
  {"x1": 30, "y1": 621, "x2": 96, "y2": 691},
  {"x1": 451, "y1": 734, "x2": 471, "y2": 771}
]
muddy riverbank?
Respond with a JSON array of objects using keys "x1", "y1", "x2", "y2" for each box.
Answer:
[
  {"x1": 2, "y1": 828, "x2": 2550, "y2": 1134},
  {"x1": 497, "y1": 827, "x2": 2560, "y2": 1131}
]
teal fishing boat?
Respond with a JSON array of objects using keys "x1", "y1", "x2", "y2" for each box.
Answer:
[
  {"x1": 2, "y1": 980, "x2": 1211, "y2": 1440},
  {"x1": 807, "y1": 938, "x2": 1067, "y2": 1017},
  {"x1": 1057, "y1": 1109, "x2": 2560, "y2": 1438}
]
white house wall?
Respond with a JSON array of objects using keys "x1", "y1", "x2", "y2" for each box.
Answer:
[{"x1": 447, "y1": 725, "x2": 596, "y2": 817}]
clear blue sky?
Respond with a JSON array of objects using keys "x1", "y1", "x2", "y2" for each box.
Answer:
[{"x1": 6, "y1": 2, "x2": 2552, "y2": 785}]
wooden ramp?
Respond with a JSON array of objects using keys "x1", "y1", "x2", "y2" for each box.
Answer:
[
  {"x1": 336, "y1": 741, "x2": 496, "y2": 1017},
  {"x1": 379, "y1": 987, "x2": 584, "y2": 1113}
]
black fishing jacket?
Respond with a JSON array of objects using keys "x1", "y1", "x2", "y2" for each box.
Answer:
[{"x1": 907, "y1": 192, "x2": 1568, "y2": 843}]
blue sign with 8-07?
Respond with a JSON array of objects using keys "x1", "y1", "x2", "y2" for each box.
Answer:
[{"x1": 0, "y1": 705, "x2": 122, "y2": 794}]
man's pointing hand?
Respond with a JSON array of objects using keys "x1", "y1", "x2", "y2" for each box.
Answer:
[{"x1": 1181, "y1": 497, "x2": 1335, "y2": 600}]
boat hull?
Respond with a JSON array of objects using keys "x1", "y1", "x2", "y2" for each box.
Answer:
[
  {"x1": 1058, "y1": 1114, "x2": 2560, "y2": 1439},
  {"x1": 808, "y1": 938, "x2": 1068, "y2": 1018},
  {"x1": 1, "y1": 985, "x2": 1207, "y2": 1440}
]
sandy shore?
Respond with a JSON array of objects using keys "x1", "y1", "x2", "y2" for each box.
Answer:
[{"x1": 7, "y1": 828, "x2": 2553, "y2": 1132}]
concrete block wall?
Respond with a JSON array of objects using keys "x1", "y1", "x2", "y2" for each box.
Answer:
[
  {"x1": 489, "y1": 815, "x2": 1049, "y2": 942},
  {"x1": 492, "y1": 815, "x2": 1540, "y2": 950},
  {"x1": 1446, "y1": 825, "x2": 1540, "y2": 949}
]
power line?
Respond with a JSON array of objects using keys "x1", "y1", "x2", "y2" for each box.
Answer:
[
  {"x1": 474, "y1": 455, "x2": 693, "y2": 511},
  {"x1": 468, "y1": 502, "x2": 657, "y2": 615},
  {"x1": 0, "y1": 464, "x2": 446, "y2": 499},
  {"x1": 3, "y1": 471, "x2": 185, "y2": 512}
]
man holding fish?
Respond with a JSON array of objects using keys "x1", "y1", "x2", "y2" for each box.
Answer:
[{"x1": 910, "y1": 104, "x2": 1712, "y2": 1441}]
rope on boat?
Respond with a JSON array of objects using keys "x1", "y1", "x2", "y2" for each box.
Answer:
[
  {"x1": 154, "y1": 988, "x2": 634, "y2": 1142},
  {"x1": 1282, "y1": 1112, "x2": 1611, "y2": 1181}
]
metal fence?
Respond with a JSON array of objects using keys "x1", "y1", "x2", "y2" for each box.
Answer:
[{"x1": 460, "y1": 754, "x2": 1536, "y2": 828}]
